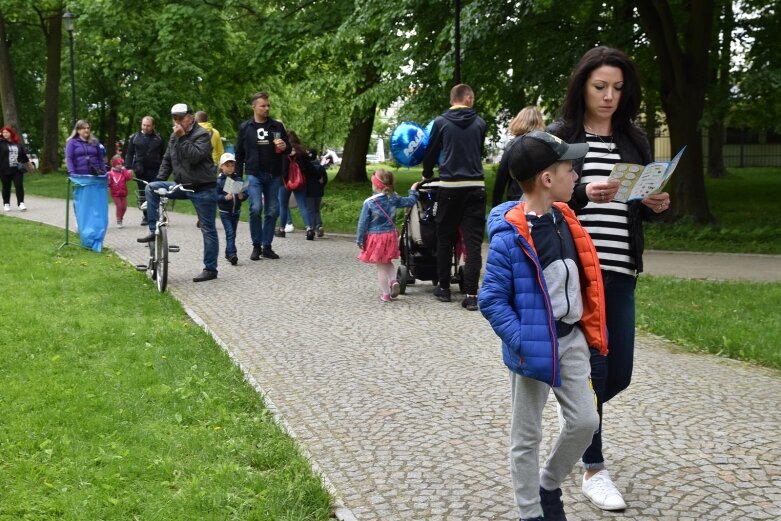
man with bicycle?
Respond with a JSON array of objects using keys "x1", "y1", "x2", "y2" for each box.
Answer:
[{"x1": 137, "y1": 103, "x2": 219, "y2": 283}]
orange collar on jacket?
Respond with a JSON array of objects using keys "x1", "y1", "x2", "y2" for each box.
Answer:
[{"x1": 503, "y1": 201, "x2": 609, "y2": 354}]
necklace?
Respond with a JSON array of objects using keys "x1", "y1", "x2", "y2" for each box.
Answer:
[{"x1": 584, "y1": 124, "x2": 614, "y2": 152}]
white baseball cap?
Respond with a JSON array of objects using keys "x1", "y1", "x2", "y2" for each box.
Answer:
[
  {"x1": 219, "y1": 152, "x2": 236, "y2": 166},
  {"x1": 170, "y1": 103, "x2": 193, "y2": 116}
]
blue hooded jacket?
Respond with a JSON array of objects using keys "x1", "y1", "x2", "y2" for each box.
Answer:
[{"x1": 478, "y1": 200, "x2": 608, "y2": 386}]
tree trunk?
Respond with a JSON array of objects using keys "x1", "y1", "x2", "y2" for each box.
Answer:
[
  {"x1": 707, "y1": 1, "x2": 733, "y2": 179},
  {"x1": 40, "y1": 13, "x2": 63, "y2": 173},
  {"x1": 335, "y1": 102, "x2": 376, "y2": 183},
  {"x1": 666, "y1": 106, "x2": 712, "y2": 223},
  {"x1": 643, "y1": 98, "x2": 657, "y2": 159},
  {"x1": 635, "y1": 0, "x2": 716, "y2": 224},
  {"x1": 0, "y1": 10, "x2": 21, "y2": 134}
]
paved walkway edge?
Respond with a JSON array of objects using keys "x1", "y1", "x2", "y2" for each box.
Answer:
[{"x1": 109, "y1": 247, "x2": 359, "y2": 521}]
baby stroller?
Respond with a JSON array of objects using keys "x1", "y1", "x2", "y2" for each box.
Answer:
[{"x1": 396, "y1": 178, "x2": 464, "y2": 294}]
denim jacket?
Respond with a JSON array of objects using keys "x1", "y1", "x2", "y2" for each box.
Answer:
[{"x1": 356, "y1": 190, "x2": 418, "y2": 247}]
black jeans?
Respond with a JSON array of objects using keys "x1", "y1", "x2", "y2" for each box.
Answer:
[
  {"x1": 582, "y1": 271, "x2": 637, "y2": 468},
  {"x1": 434, "y1": 186, "x2": 486, "y2": 295}
]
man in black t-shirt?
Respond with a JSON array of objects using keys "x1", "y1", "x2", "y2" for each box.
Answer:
[{"x1": 235, "y1": 92, "x2": 289, "y2": 260}]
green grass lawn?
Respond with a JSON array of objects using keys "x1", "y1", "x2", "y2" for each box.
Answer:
[
  {"x1": 24, "y1": 165, "x2": 781, "y2": 253},
  {"x1": 636, "y1": 276, "x2": 781, "y2": 369},
  {"x1": 0, "y1": 217, "x2": 332, "y2": 520}
]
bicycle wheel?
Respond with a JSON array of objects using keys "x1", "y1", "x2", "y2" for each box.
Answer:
[{"x1": 155, "y1": 226, "x2": 169, "y2": 292}]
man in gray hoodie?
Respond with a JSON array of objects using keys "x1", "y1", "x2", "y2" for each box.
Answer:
[{"x1": 422, "y1": 84, "x2": 487, "y2": 311}]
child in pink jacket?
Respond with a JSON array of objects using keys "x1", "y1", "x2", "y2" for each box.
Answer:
[{"x1": 108, "y1": 155, "x2": 133, "y2": 227}]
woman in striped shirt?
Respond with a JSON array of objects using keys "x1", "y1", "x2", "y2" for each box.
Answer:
[{"x1": 548, "y1": 46, "x2": 670, "y2": 512}]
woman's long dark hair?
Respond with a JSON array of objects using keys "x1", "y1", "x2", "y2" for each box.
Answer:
[
  {"x1": 287, "y1": 130, "x2": 308, "y2": 156},
  {"x1": 559, "y1": 46, "x2": 645, "y2": 147}
]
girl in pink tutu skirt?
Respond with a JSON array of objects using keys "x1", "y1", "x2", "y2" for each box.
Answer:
[{"x1": 356, "y1": 169, "x2": 419, "y2": 302}]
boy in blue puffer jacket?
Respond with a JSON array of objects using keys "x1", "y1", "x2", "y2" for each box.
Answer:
[
  {"x1": 216, "y1": 153, "x2": 245, "y2": 265},
  {"x1": 478, "y1": 131, "x2": 608, "y2": 521}
]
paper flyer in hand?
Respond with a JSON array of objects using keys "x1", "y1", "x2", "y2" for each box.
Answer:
[
  {"x1": 608, "y1": 147, "x2": 686, "y2": 202},
  {"x1": 223, "y1": 177, "x2": 247, "y2": 194}
]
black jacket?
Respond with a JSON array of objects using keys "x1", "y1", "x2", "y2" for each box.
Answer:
[
  {"x1": 305, "y1": 152, "x2": 328, "y2": 198},
  {"x1": 422, "y1": 107, "x2": 486, "y2": 181},
  {"x1": 235, "y1": 117, "x2": 289, "y2": 177},
  {"x1": 156, "y1": 123, "x2": 215, "y2": 189},
  {"x1": 124, "y1": 131, "x2": 164, "y2": 172},
  {"x1": 492, "y1": 137, "x2": 524, "y2": 207},
  {"x1": 216, "y1": 173, "x2": 245, "y2": 214},
  {"x1": 547, "y1": 119, "x2": 663, "y2": 274}
]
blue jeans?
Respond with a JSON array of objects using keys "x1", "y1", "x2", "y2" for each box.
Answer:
[
  {"x1": 278, "y1": 185, "x2": 311, "y2": 229},
  {"x1": 219, "y1": 211, "x2": 240, "y2": 257},
  {"x1": 582, "y1": 271, "x2": 637, "y2": 469},
  {"x1": 247, "y1": 173, "x2": 281, "y2": 247},
  {"x1": 146, "y1": 181, "x2": 218, "y2": 273}
]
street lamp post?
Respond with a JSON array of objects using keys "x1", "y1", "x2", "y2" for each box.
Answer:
[
  {"x1": 60, "y1": 11, "x2": 77, "y2": 250},
  {"x1": 62, "y1": 11, "x2": 77, "y2": 129}
]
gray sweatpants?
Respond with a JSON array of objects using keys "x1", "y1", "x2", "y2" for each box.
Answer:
[{"x1": 509, "y1": 326, "x2": 599, "y2": 520}]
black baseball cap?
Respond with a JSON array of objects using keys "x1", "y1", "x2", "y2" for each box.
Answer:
[{"x1": 508, "y1": 131, "x2": 588, "y2": 182}]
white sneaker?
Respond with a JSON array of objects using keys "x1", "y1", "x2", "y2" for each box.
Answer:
[
  {"x1": 284, "y1": 223, "x2": 294, "y2": 233},
  {"x1": 582, "y1": 470, "x2": 627, "y2": 510},
  {"x1": 3, "y1": 204, "x2": 10, "y2": 212},
  {"x1": 19, "y1": 202, "x2": 27, "y2": 211}
]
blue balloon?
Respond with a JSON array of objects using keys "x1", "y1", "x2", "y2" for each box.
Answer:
[{"x1": 391, "y1": 122, "x2": 428, "y2": 167}]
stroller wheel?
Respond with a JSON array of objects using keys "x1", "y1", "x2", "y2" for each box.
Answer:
[{"x1": 397, "y1": 265, "x2": 409, "y2": 295}]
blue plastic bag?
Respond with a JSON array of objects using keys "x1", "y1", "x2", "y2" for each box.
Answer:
[{"x1": 70, "y1": 174, "x2": 108, "y2": 252}]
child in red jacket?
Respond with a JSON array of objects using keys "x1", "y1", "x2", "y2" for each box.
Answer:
[{"x1": 108, "y1": 155, "x2": 133, "y2": 227}]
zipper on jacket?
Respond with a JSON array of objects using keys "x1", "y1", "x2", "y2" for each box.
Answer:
[{"x1": 518, "y1": 236, "x2": 558, "y2": 386}]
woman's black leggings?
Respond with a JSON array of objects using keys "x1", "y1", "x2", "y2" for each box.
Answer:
[{"x1": 1, "y1": 170, "x2": 24, "y2": 205}]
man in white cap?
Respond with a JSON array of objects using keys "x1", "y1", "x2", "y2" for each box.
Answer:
[{"x1": 137, "y1": 103, "x2": 219, "y2": 282}]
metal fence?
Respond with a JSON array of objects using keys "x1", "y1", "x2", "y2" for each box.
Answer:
[{"x1": 653, "y1": 128, "x2": 781, "y2": 167}]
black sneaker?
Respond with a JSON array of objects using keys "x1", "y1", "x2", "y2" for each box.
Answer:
[
  {"x1": 140, "y1": 218, "x2": 149, "y2": 226},
  {"x1": 316, "y1": 226, "x2": 324, "y2": 238},
  {"x1": 306, "y1": 228, "x2": 315, "y2": 240},
  {"x1": 274, "y1": 229, "x2": 286, "y2": 238},
  {"x1": 192, "y1": 269, "x2": 217, "y2": 282},
  {"x1": 461, "y1": 295, "x2": 478, "y2": 311},
  {"x1": 137, "y1": 233, "x2": 155, "y2": 243},
  {"x1": 433, "y1": 286, "x2": 451, "y2": 302},
  {"x1": 226, "y1": 254, "x2": 239, "y2": 266},
  {"x1": 261, "y1": 247, "x2": 280, "y2": 259},
  {"x1": 250, "y1": 246, "x2": 262, "y2": 261},
  {"x1": 539, "y1": 486, "x2": 567, "y2": 521}
]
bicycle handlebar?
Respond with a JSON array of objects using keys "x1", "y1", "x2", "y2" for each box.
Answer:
[{"x1": 132, "y1": 178, "x2": 195, "y2": 195}]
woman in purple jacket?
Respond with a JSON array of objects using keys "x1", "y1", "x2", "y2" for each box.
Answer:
[{"x1": 65, "y1": 120, "x2": 106, "y2": 176}]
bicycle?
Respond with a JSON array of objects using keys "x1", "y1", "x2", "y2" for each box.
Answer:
[{"x1": 134, "y1": 180, "x2": 192, "y2": 292}]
